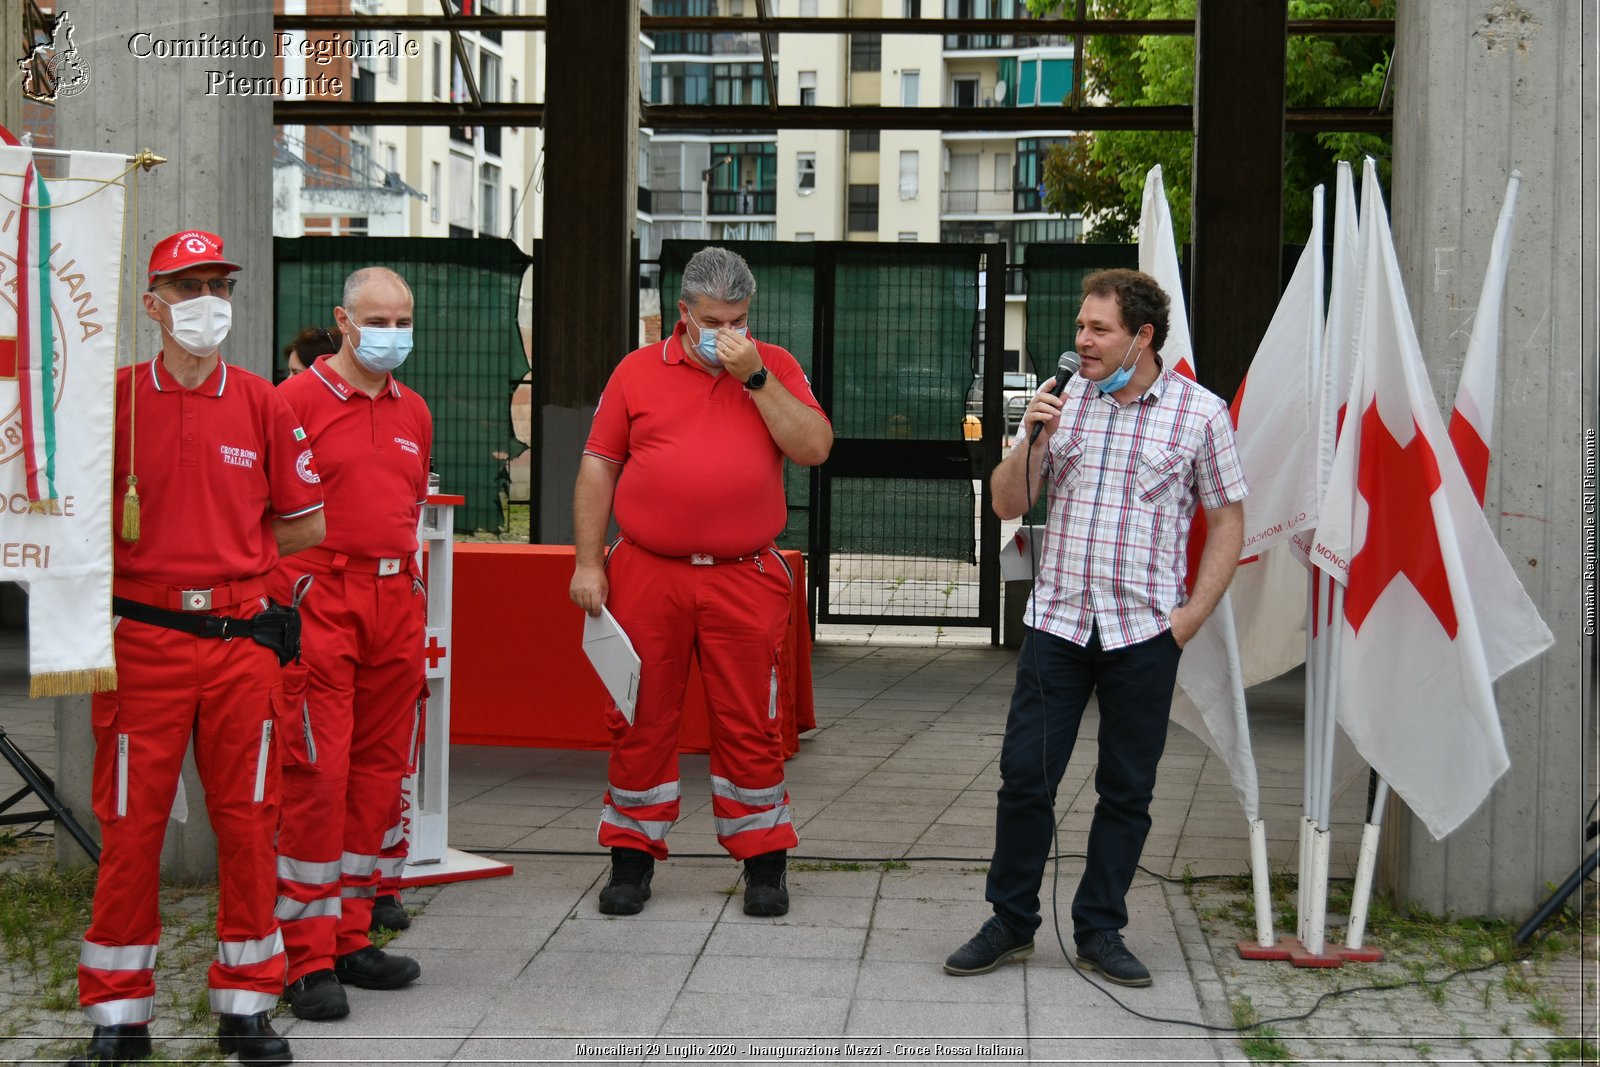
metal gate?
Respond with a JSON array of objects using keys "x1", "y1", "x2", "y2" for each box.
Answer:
[{"x1": 659, "y1": 240, "x2": 1007, "y2": 639}]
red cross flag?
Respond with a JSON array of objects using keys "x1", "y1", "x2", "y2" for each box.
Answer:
[{"x1": 1310, "y1": 160, "x2": 1552, "y2": 840}]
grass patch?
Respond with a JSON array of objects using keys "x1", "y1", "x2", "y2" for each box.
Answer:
[
  {"x1": 1546, "y1": 1037, "x2": 1599, "y2": 1063},
  {"x1": 1230, "y1": 996, "x2": 1295, "y2": 1062},
  {"x1": 0, "y1": 863, "x2": 97, "y2": 989},
  {"x1": 790, "y1": 859, "x2": 910, "y2": 873}
]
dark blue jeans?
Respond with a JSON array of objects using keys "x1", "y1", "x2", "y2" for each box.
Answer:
[{"x1": 985, "y1": 624, "x2": 1182, "y2": 944}]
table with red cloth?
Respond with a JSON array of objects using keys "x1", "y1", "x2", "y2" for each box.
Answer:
[{"x1": 446, "y1": 544, "x2": 816, "y2": 756}]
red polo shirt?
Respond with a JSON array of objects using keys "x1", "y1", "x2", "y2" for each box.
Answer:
[
  {"x1": 113, "y1": 358, "x2": 324, "y2": 588},
  {"x1": 278, "y1": 355, "x2": 432, "y2": 557},
  {"x1": 584, "y1": 322, "x2": 827, "y2": 557}
]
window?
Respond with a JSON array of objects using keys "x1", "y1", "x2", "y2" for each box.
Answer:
[
  {"x1": 1014, "y1": 137, "x2": 1066, "y2": 212},
  {"x1": 848, "y1": 129, "x2": 880, "y2": 153},
  {"x1": 795, "y1": 231, "x2": 815, "y2": 241},
  {"x1": 799, "y1": 0, "x2": 817, "y2": 14},
  {"x1": 898, "y1": 231, "x2": 918, "y2": 242},
  {"x1": 432, "y1": 41, "x2": 442, "y2": 99},
  {"x1": 847, "y1": 184, "x2": 878, "y2": 232},
  {"x1": 899, "y1": 150, "x2": 918, "y2": 199},
  {"x1": 904, "y1": 0, "x2": 921, "y2": 15},
  {"x1": 385, "y1": 143, "x2": 398, "y2": 179},
  {"x1": 798, "y1": 70, "x2": 816, "y2": 107},
  {"x1": 387, "y1": 46, "x2": 399, "y2": 82},
  {"x1": 993, "y1": 152, "x2": 1011, "y2": 192},
  {"x1": 430, "y1": 161, "x2": 441, "y2": 223},
  {"x1": 712, "y1": 63, "x2": 768, "y2": 106},
  {"x1": 653, "y1": 63, "x2": 711, "y2": 107},
  {"x1": 901, "y1": 70, "x2": 919, "y2": 107},
  {"x1": 952, "y1": 75, "x2": 978, "y2": 107},
  {"x1": 797, "y1": 151, "x2": 816, "y2": 193},
  {"x1": 850, "y1": 33, "x2": 881, "y2": 72},
  {"x1": 480, "y1": 163, "x2": 501, "y2": 235}
]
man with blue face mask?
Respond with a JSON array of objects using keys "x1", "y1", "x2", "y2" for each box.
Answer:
[
  {"x1": 945, "y1": 269, "x2": 1248, "y2": 989},
  {"x1": 272, "y1": 267, "x2": 432, "y2": 1022},
  {"x1": 570, "y1": 246, "x2": 833, "y2": 920}
]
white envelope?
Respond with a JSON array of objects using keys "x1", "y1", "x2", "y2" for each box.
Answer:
[
  {"x1": 582, "y1": 606, "x2": 642, "y2": 724},
  {"x1": 998, "y1": 525, "x2": 1045, "y2": 581}
]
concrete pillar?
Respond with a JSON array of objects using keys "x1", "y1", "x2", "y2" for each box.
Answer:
[
  {"x1": 536, "y1": 0, "x2": 638, "y2": 544},
  {"x1": 52, "y1": 0, "x2": 275, "y2": 878},
  {"x1": 1385, "y1": 0, "x2": 1596, "y2": 918}
]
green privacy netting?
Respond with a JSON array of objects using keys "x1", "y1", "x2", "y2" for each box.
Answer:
[
  {"x1": 660, "y1": 240, "x2": 982, "y2": 562},
  {"x1": 275, "y1": 237, "x2": 532, "y2": 535}
]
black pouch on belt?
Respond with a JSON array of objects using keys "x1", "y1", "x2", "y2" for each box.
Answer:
[{"x1": 110, "y1": 574, "x2": 315, "y2": 668}]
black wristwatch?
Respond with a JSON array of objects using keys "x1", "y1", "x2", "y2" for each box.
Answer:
[{"x1": 744, "y1": 366, "x2": 769, "y2": 390}]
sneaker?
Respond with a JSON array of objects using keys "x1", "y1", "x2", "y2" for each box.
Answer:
[
  {"x1": 216, "y1": 1011, "x2": 292, "y2": 1066},
  {"x1": 742, "y1": 850, "x2": 789, "y2": 916},
  {"x1": 943, "y1": 916, "x2": 1034, "y2": 976},
  {"x1": 597, "y1": 847, "x2": 655, "y2": 915},
  {"x1": 333, "y1": 944, "x2": 421, "y2": 990},
  {"x1": 370, "y1": 894, "x2": 411, "y2": 932},
  {"x1": 284, "y1": 968, "x2": 349, "y2": 1020},
  {"x1": 1074, "y1": 929, "x2": 1152, "y2": 987},
  {"x1": 67, "y1": 1022, "x2": 152, "y2": 1064}
]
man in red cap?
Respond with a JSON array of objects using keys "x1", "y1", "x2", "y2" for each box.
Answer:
[
  {"x1": 273, "y1": 267, "x2": 430, "y2": 1021},
  {"x1": 72, "y1": 230, "x2": 325, "y2": 1066}
]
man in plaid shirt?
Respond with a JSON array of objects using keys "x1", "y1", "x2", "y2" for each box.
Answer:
[{"x1": 945, "y1": 269, "x2": 1247, "y2": 988}]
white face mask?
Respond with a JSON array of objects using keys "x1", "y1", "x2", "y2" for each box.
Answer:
[{"x1": 160, "y1": 294, "x2": 232, "y2": 357}]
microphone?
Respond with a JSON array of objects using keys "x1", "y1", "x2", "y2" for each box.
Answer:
[{"x1": 1027, "y1": 351, "x2": 1080, "y2": 446}]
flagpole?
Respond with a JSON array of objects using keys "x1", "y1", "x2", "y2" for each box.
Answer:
[
  {"x1": 15, "y1": 145, "x2": 166, "y2": 170},
  {"x1": 1299, "y1": 567, "x2": 1320, "y2": 943},
  {"x1": 1345, "y1": 776, "x2": 1389, "y2": 949}
]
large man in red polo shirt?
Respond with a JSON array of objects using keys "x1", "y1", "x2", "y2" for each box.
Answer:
[
  {"x1": 273, "y1": 267, "x2": 431, "y2": 1021},
  {"x1": 73, "y1": 230, "x2": 325, "y2": 1067},
  {"x1": 569, "y1": 246, "x2": 832, "y2": 918}
]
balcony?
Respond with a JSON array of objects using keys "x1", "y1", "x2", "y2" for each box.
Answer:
[
  {"x1": 943, "y1": 32, "x2": 1072, "y2": 53},
  {"x1": 941, "y1": 187, "x2": 1016, "y2": 215},
  {"x1": 651, "y1": 31, "x2": 763, "y2": 57},
  {"x1": 645, "y1": 188, "x2": 775, "y2": 217}
]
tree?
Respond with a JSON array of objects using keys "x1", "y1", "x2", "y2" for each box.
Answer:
[{"x1": 1031, "y1": 0, "x2": 1394, "y2": 244}]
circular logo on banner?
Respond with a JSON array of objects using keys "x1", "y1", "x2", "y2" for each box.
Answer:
[
  {"x1": 296, "y1": 449, "x2": 320, "y2": 484},
  {"x1": 0, "y1": 277, "x2": 70, "y2": 468}
]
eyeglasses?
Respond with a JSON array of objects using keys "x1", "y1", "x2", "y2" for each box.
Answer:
[{"x1": 154, "y1": 277, "x2": 236, "y2": 299}]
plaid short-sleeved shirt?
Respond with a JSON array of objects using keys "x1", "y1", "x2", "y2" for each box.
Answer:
[{"x1": 1023, "y1": 366, "x2": 1248, "y2": 651}]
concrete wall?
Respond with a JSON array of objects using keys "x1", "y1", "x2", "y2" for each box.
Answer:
[
  {"x1": 1387, "y1": 0, "x2": 1597, "y2": 917},
  {"x1": 53, "y1": 0, "x2": 274, "y2": 877}
]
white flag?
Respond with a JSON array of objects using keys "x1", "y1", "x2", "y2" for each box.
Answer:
[{"x1": 1309, "y1": 160, "x2": 1553, "y2": 840}]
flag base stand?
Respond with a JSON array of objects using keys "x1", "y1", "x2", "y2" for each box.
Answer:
[
  {"x1": 397, "y1": 847, "x2": 514, "y2": 888},
  {"x1": 1237, "y1": 937, "x2": 1384, "y2": 967}
]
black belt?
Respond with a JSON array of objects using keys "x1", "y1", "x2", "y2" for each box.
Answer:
[
  {"x1": 112, "y1": 575, "x2": 311, "y2": 666},
  {"x1": 112, "y1": 597, "x2": 267, "y2": 640}
]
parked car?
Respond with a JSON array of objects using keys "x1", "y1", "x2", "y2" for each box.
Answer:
[{"x1": 966, "y1": 371, "x2": 1039, "y2": 436}]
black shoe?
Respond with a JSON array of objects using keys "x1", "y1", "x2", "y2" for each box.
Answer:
[
  {"x1": 216, "y1": 1012, "x2": 292, "y2": 1066},
  {"x1": 742, "y1": 850, "x2": 789, "y2": 917},
  {"x1": 1074, "y1": 929, "x2": 1153, "y2": 987},
  {"x1": 333, "y1": 944, "x2": 421, "y2": 990},
  {"x1": 943, "y1": 916, "x2": 1034, "y2": 976},
  {"x1": 284, "y1": 968, "x2": 349, "y2": 1020},
  {"x1": 68, "y1": 1023, "x2": 152, "y2": 1064},
  {"x1": 370, "y1": 893, "x2": 411, "y2": 932},
  {"x1": 597, "y1": 847, "x2": 655, "y2": 915}
]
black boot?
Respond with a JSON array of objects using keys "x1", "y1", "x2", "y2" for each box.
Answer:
[
  {"x1": 334, "y1": 944, "x2": 422, "y2": 990},
  {"x1": 369, "y1": 893, "x2": 411, "y2": 932},
  {"x1": 742, "y1": 850, "x2": 789, "y2": 916},
  {"x1": 216, "y1": 1011, "x2": 292, "y2": 1066},
  {"x1": 597, "y1": 847, "x2": 655, "y2": 915},
  {"x1": 67, "y1": 1023, "x2": 152, "y2": 1065}
]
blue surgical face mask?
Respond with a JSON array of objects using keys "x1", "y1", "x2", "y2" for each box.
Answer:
[
  {"x1": 1094, "y1": 333, "x2": 1141, "y2": 395},
  {"x1": 687, "y1": 310, "x2": 747, "y2": 366},
  {"x1": 352, "y1": 325, "x2": 414, "y2": 374}
]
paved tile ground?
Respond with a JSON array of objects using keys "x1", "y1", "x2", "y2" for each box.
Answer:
[{"x1": 0, "y1": 629, "x2": 1593, "y2": 1065}]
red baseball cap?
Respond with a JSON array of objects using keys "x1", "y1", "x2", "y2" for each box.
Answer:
[{"x1": 148, "y1": 230, "x2": 241, "y2": 282}]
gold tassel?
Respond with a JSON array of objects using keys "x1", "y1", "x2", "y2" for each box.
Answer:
[
  {"x1": 120, "y1": 476, "x2": 140, "y2": 542},
  {"x1": 30, "y1": 666, "x2": 118, "y2": 698}
]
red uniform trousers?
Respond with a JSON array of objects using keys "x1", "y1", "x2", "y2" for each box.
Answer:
[
  {"x1": 79, "y1": 591, "x2": 287, "y2": 1026},
  {"x1": 374, "y1": 785, "x2": 412, "y2": 899},
  {"x1": 597, "y1": 541, "x2": 799, "y2": 862},
  {"x1": 274, "y1": 557, "x2": 424, "y2": 984}
]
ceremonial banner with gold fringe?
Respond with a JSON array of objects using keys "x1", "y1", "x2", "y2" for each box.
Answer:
[{"x1": 0, "y1": 146, "x2": 126, "y2": 695}]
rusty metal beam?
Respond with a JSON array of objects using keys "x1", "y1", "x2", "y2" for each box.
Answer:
[
  {"x1": 272, "y1": 13, "x2": 1393, "y2": 37},
  {"x1": 273, "y1": 100, "x2": 1390, "y2": 134}
]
